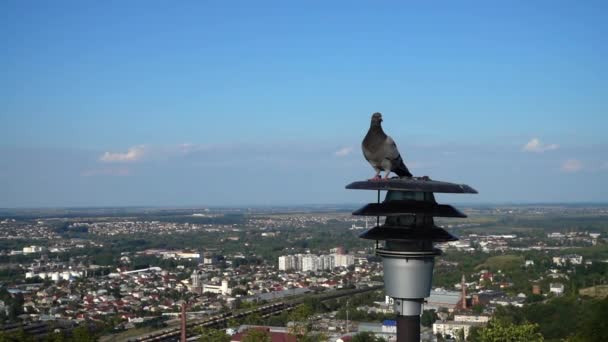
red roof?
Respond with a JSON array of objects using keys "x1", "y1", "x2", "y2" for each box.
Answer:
[{"x1": 481, "y1": 272, "x2": 494, "y2": 280}]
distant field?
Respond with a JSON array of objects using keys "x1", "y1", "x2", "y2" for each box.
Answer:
[
  {"x1": 564, "y1": 244, "x2": 608, "y2": 259},
  {"x1": 462, "y1": 226, "x2": 540, "y2": 234},
  {"x1": 475, "y1": 255, "x2": 524, "y2": 271},
  {"x1": 579, "y1": 285, "x2": 608, "y2": 299}
]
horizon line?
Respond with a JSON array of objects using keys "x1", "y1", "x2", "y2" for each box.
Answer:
[{"x1": 2, "y1": 201, "x2": 608, "y2": 212}]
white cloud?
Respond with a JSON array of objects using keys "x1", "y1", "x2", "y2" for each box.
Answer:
[
  {"x1": 523, "y1": 138, "x2": 559, "y2": 153},
  {"x1": 177, "y1": 143, "x2": 211, "y2": 154},
  {"x1": 561, "y1": 159, "x2": 583, "y2": 173},
  {"x1": 334, "y1": 147, "x2": 354, "y2": 157},
  {"x1": 100, "y1": 145, "x2": 146, "y2": 162}
]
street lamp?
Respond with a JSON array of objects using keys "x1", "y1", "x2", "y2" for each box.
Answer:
[{"x1": 346, "y1": 177, "x2": 477, "y2": 342}]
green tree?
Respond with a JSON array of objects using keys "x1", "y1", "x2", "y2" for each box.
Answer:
[
  {"x1": 303, "y1": 297, "x2": 325, "y2": 313},
  {"x1": 352, "y1": 331, "x2": 386, "y2": 342},
  {"x1": 421, "y1": 309, "x2": 437, "y2": 327},
  {"x1": 288, "y1": 303, "x2": 315, "y2": 340},
  {"x1": 227, "y1": 318, "x2": 240, "y2": 328},
  {"x1": 468, "y1": 327, "x2": 481, "y2": 342},
  {"x1": 10, "y1": 328, "x2": 35, "y2": 342},
  {"x1": 47, "y1": 331, "x2": 66, "y2": 342},
  {"x1": 471, "y1": 304, "x2": 485, "y2": 314},
  {"x1": 472, "y1": 320, "x2": 543, "y2": 342},
  {"x1": 242, "y1": 328, "x2": 271, "y2": 342},
  {"x1": 244, "y1": 312, "x2": 264, "y2": 325},
  {"x1": 197, "y1": 327, "x2": 230, "y2": 342},
  {"x1": 289, "y1": 303, "x2": 313, "y2": 322},
  {"x1": 525, "y1": 294, "x2": 544, "y2": 303},
  {"x1": 456, "y1": 328, "x2": 465, "y2": 342},
  {"x1": 574, "y1": 297, "x2": 608, "y2": 342},
  {"x1": 72, "y1": 325, "x2": 95, "y2": 342}
]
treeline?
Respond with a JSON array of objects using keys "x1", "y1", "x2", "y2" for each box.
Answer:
[
  {"x1": 0, "y1": 288, "x2": 24, "y2": 323},
  {"x1": 487, "y1": 214, "x2": 608, "y2": 233},
  {"x1": 433, "y1": 246, "x2": 608, "y2": 296},
  {"x1": 484, "y1": 295, "x2": 608, "y2": 341}
]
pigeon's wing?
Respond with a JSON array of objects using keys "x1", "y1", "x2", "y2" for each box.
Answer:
[
  {"x1": 385, "y1": 135, "x2": 413, "y2": 177},
  {"x1": 384, "y1": 135, "x2": 401, "y2": 161}
]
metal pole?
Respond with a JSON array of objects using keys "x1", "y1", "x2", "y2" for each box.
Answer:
[
  {"x1": 376, "y1": 190, "x2": 380, "y2": 249},
  {"x1": 346, "y1": 299, "x2": 349, "y2": 333},
  {"x1": 397, "y1": 315, "x2": 420, "y2": 342},
  {"x1": 180, "y1": 302, "x2": 186, "y2": 342},
  {"x1": 376, "y1": 190, "x2": 380, "y2": 227}
]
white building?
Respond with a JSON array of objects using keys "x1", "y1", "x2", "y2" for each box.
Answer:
[
  {"x1": 454, "y1": 315, "x2": 490, "y2": 323},
  {"x1": 301, "y1": 255, "x2": 318, "y2": 272},
  {"x1": 433, "y1": 321, "x2": 484, "y2": 340},
  {"x1": 424, "y1": 289, "x2": 461, "y2": 311},
  {"x1": 279, "y1": 253, "x2": 353, "y2": 272},
  {"x1": 294, "y1": 254, "x2": 303, "y2": 271},
  {"x1": 334, "y1": 253, "x2": 355, "y2": 268},
  {"x1": 26, "y1": 270, "x2": 83, "y2": 281},
  {"x1": 490, "y1": 297, "x2": 525, "y2": 307},
  {"x1": 203, "y1": 280, "x2": 230, "y2": 295},
  {"x1": 550, "y1": 283, "x2": 565, "y2": 296},
  {"x1": 23, "y1": 246, "x2": 45, "y2": 254},
  {"x1": 278, "y1": 255, "x2": 297, "y2": 271},
  {"x1": 278, "y1": 256, "x2": 289, "y2": 271},
  {"x1": 553, "y1": 255, "x2": 583, "y2": 266},
  {"x1": 190, "y1": 270, "x2": 203, "y2": 293},
  {"x1": 319, "y1": 254, "x2": 334, "y2": 270},
  {"x1": 176, "y1": 252, "x2": 200, "y2": 259}
]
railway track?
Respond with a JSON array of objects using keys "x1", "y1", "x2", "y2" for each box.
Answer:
[
  {"x1": 130, "y1": 285, "x2": 382, "y2": 342},
  {"x1": 1, "y1": 322, "x2": 52, "y2": 339}
]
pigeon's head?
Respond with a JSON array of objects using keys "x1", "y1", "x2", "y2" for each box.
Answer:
[{"x1": 371, "y1": 112, "x2": 383, "y2": 126}]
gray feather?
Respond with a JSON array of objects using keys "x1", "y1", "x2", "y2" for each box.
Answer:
[{"x1": 361, "y1": 113, "x2": 412, "y2": 178}]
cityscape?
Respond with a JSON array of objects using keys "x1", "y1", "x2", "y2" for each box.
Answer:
[
  {"x1": 0, "y1": 205, "x2": 606, "y2": 341},
  {"x1": 2, "y1": 1, "x2": 608, "y2": 341}
]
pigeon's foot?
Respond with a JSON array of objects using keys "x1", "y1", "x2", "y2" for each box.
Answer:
[{"x1": 368, "y1": 175, "x2": 382, "y2": 181}]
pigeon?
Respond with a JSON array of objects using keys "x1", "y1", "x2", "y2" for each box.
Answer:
[{"x1": 361, "y1": 112, "x2": 413, "y2": 180}]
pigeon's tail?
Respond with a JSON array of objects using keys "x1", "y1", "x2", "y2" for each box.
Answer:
[{"x1": 393, "y1": 157, "x2": 413, "y2": 178}]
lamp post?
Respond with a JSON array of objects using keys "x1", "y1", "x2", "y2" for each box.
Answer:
[
  {"x1": 346, "y1": 298, "x2": 349, "y2": 334},
  {"x1": 346, "y1": 178, "x2": 477, "y2": 342}
]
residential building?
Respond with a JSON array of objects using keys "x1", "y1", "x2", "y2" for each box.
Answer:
[
  {"x1": 550, "y1": 283, "x2": 565, "y2": 296},
  {"x1": 334, "y1": 254, "x2": 355, "y2": 268},
  {"x1": 433, "y1": 321, "x2": 484, "y2": 339}
]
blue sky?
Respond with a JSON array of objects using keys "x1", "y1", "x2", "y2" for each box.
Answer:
[{"x1": 1, "y1": 1, "x2": 607, "y2": 207}]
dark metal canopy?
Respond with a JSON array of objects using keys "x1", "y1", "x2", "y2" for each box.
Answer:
[
  {"x1": 346, "y1": 174, "x2": 476, "y2": 342},
  {"x1": 360, "y1": 225, "x2": 458, "y2": 242},
  {"x1": 345, "y1": 177, "x2": 477, "y2": 194},
  {"x1": 352, "y1": 200, "x2": 466, "y2": 218}
]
